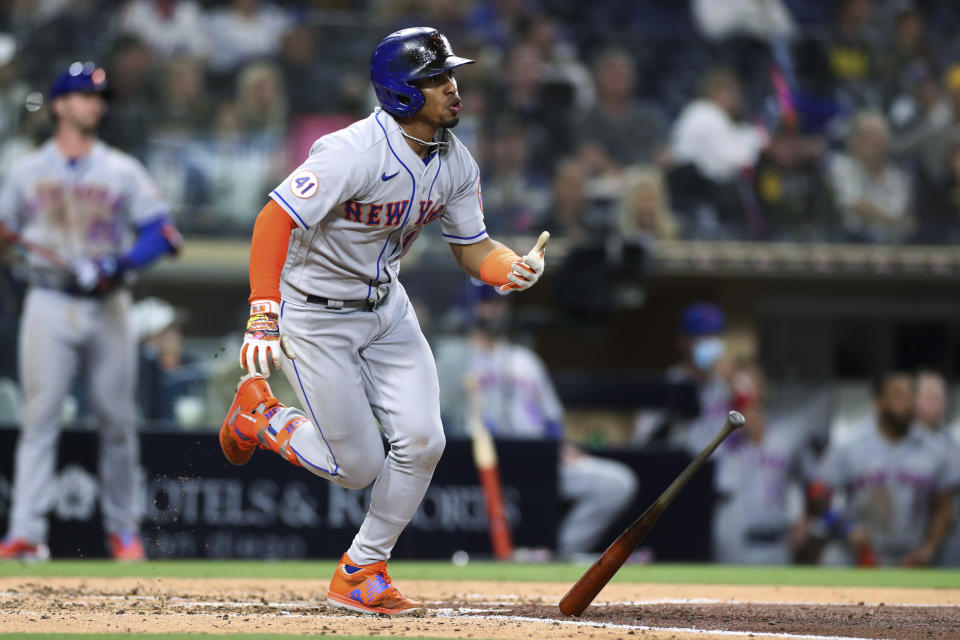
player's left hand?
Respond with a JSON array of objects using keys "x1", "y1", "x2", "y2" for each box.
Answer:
[
  {"x1": 69, "y1": 256, "x2": 121, "y2": 294},
  {"x1": 240, "y1": 300, "x2": 296, "y2": 378},
  {"x1": 500, "y1": 231, "x2": 549, "y2": 293}
]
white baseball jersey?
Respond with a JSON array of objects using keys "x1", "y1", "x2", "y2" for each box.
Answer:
[
  {"x1": 0, "y1": 140, "x2": 167, "y2": 289},
  {"x1": 269, "y1": 108, "x2": 487, "y2": 304},
  {"x1": 817, "y1": 419, "x2": 954, "y2": 563}
]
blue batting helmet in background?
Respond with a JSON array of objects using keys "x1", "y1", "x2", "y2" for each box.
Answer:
[
  {"x1": 50, "y1": 61, "x2": 107, "y2": 100},
  {"x1": 680, "y1": 302, "x2": 726, "y2": 337},
  {"x1": 370, "y1": 27, "x2": 474, "y2": 117}
]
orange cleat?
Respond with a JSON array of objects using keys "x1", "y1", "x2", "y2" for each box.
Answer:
[
  {"x1": 109, "y1": 532, "x2": 145, "y2": 562},
  {"x1": 327, "y1": 553, "x2": 425, "y2": 615},
  {"x1": 0, "y1": 537, "x2": 50, "y2": 562},
  {"x1": 219, "y1": 374, "x2": 281, "y2": 465}
]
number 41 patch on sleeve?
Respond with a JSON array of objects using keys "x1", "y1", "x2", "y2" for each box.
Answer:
[{"x1": 290, "y1": 170, "x2": 319, "y2": 198}]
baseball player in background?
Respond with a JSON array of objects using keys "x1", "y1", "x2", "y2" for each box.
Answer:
[
  {"x1": 218, "y1": 28, "x2": 548, "y2": 615},
  {"x1": 0, "y1": 62, "x2": 181, "y2": 561},
  {"x1": 435, "y1": 284, "x2": 638, "y2": 559},
  {"x1": 815, "y1": 371, "x2": 955, "y2": 566}
]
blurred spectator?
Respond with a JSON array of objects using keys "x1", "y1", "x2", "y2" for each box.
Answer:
[
  {"x1": 118, "y1": 0, "x2": 208, "y2": 60},
  {"x1": 525, "y1": 14, "x2": 594, "y2": 111},
  {"x1": 540, "y1": 157, "x2": 598, "y2": 241},
  {"x1": 0, "y1": 34, "x2": 27, "y2": 143},
  {"x1": 99, "y1": 35, "x2": 159, "y2": 157},
  {"x1": 752, "y1": 127, "x2": 836, "y2": 241},
  {"x1": 712, "y1": 360, "x2": 810, "y2": 564},
  {"x1": 435, "y1": 284, "x2": 638, "y2": 558},
  {"x1": 915, "y1": 136, "x2": 960, "y2": 243},
  {"x1": 204, "y1": 0, "x2": 291, "y2": 74},
  {"x1": 155, "y1": 56, "x2": 211, "y2": 136},
  {"x1": 876, "y1": 5, "x2": 937, "y2": 103},
  {"x1": 279, "y1": 23, "x2": 341, "y2": 116},
  {"x1": 235, "y1": 61, "x2": 287, "y2": 135},
  {"x1": 827, "y1": 110, "x2": 913, "y2": 242},
  {"x1": 815, "y1": 371, "x2": 954, "y2": 566},
  {"x1": 618, "y1": 167, "x2": 678, "y2": 241},
  {"x1": 794, "y1": 0, "x2": 882, "y2": 109},
  {"x1": 133, "y1": 297, "x2": 206, "y2": 428},
  {"x1": 477, "y1": 118, "x2": 549, "y2": 235},
  {"x1": 916, "y1": 64, "x2": 960, "y2": 185},
  {"x1": 199, "y1": 64, "x2": 287, "y2": 232},
  {"x1": 887, "y1": 61, "x2": 950, "y2": 162},
  {"x1": 669, "y1": 67, "x2": 766, "y2": 238},
  {"x1": 484, "y1": 41, "x2": 573, "y2": 174},
  {"x1": 465, "y1": 0, "x2": 533, "y2": 52},
  {"x1": 912, "y1": 370, "x2": 960, "y2": 567},
  {"x1": 12, "y1": 1, "x2": 114, "y2": 82},
  {"x1": 671, "y1": 67, "x2": 764, "y2": 184},
  {"x1": 573, "y1": 49, "x2": 666, "y2": 171},
  {"x1": 692, "y1": 0, "x2": 796, "y2": 43},
  {"x1": 632, "y1": 303, "x2": 734, "y2": 456}
]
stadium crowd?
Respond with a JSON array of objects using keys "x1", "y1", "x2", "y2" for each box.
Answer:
[{"x1": 2, "y1": 0, "x2": 960, "y2": 241}]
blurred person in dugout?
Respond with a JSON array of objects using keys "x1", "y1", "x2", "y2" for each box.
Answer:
[
  {"x1": 632, "y1": 302, "x2": 734, "y2": 456},
  {"x1": 435, "y1": 282, "x2": 638, "y2": 559},
  {"x1": 133, "y1": 297, "x2": 207, "y2": 429},
  {"x1": 811, "y1": 372, "x2": 956, "y2": 566},
  {"x1": 712, "y1": 360, "x2": 811, "y2": 564},
  {"x1": 912, "y1": 370, "x2": 960, "y2": 566}
]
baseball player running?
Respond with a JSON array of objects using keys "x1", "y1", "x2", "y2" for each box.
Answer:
[
  {"x1": 0, "y1": 62, "x2": 181, "y2": 561},
  {"x1": 219, "y1": 28, "x2": 548, "y2": 615}
]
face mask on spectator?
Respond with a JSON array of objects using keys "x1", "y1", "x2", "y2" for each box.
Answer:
[{"x1": 692, "y1": 336, "x2": 725, "y2": 371}]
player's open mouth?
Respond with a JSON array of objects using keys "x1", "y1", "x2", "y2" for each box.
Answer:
[{"x1": 449, "y1": 100, "x2": 462, "y2": 114}]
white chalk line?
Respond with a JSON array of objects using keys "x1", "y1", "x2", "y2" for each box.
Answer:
[{"x1": 439, "y1": 612, "x2": 900, "y2": 640}]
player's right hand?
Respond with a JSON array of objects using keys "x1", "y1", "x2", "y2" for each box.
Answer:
[
  {"x1": 240, "y1": 299, "x2": 296, "y2": 378},
  {"x1": 500, "y1": 231, "x2": 549, "y2": 293}
]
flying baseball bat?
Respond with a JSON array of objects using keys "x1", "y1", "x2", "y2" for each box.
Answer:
[
  {"x1": 464, "y1": 375, "x2": 514, "y2": 560},
  {"x1": 558, "y1": 410, "x2": 746, "y2": 616}
]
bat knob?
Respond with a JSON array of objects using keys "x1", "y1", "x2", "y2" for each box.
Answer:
[{"x1": 727, "y1": 410, "x2": 746, "y2": 428}]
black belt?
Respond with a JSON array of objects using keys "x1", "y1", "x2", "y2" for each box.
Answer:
[{"x1": 305, "y1": 294, "x2": 381, "y2": 311}]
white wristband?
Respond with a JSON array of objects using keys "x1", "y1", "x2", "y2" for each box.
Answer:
[{"x1": 250, "y1": 299, "x2": 281, "y2": 315}]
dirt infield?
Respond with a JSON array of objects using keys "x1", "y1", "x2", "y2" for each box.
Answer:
[{"x1": 1, "y1": 577, "x2": 958, "y2": 639}]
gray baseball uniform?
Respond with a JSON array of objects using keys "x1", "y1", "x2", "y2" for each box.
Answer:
[
  {"x1": 917, "y1": 427, "x2": 960, "y2": 566},
  {"x1": 817, "y1": 419, "x2": 953, "y2": 566},
  {"x1": 0, "y1": 139, "x2": 167, "y2": 544},
  {"x1": 263, "y1": 108, "x2": 486, "y2": 565},
  {"x1": 712, "y1": 425, "x2": 806, "y2": 564}
]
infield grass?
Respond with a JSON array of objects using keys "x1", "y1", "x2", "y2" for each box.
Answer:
[{"x1": 0, "y1": 560, "x2": 958, "y2": 588}]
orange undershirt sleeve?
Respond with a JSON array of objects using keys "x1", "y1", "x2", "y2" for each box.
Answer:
[{"x1": 249, "y1": 200, "x2": 298, "y2": 303}]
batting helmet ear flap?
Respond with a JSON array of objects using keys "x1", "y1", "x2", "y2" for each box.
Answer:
[{"x1": 370, "y1": 27, "x2": 474, "y2": 117}]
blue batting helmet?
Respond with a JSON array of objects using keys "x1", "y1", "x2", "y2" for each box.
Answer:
[
  {"x1": 680, "y1": 302, "x2": 725, "y2": 337},
  {"x1": 370, "y1": 27, "x2": 474, "y2": 117},
  {"x1": 50, "y1": 61, "x2": 107, "y2": 100}
]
